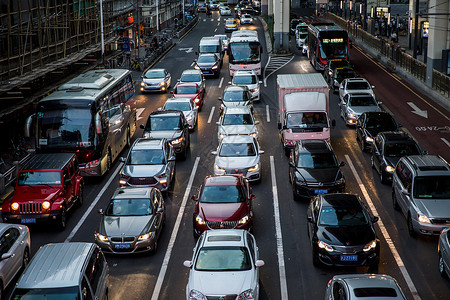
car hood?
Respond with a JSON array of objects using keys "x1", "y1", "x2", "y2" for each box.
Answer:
[
  {"x1": 100, "y1": 215, "x2": 154, "y2": 237},
  {"x1": 295, "y1": 167, "x2": 340, "y2": 183},
  {"x1": 144, "y1": 130, "x2": 182, "y2": 140},
  {"x1": 199, "y1": 202, "x2": 249, "y2": 221},
  {"x1": 218, "y1": 125, "x2": 257, "y2": 136},
  {"x1": 317, "y1": 225, "x2": 375, "y2": 246},
  {"x1": 349, "y1": 106, "x2": 381, "y2": 115},
  {"x1": 189, "y1": 270, "x2": 255, "y2": 295},
  {"x1": 143, "y1": 78, "x2": 164, "y2": 84},
  {"x1": 122, "y1": 164, "x2": 165, "y2": 177},
  {"x1": 197, "y1": 62, "x2": 217, "y2": 68},
  {"x1": 215, "y1": 156, "x2": 259, "y2": 169},
  {"x1": 12, "y1": 186, "x2": 63, "y2": 202},
  {"x1": 416, "y1": 199, "x2": 450, "y2": 219}
]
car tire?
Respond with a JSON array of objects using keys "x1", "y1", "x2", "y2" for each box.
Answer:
[
  {"x1": 359, "y1": 136, "x2": 366, "y2": 152},
  {"x1": 370, "y1": 155, "x2": 375, "y2": 169},
  {"x1": 151, "y1": 240, "x2": 158, "y2": 255},
  {"x1": 292, "y1": 187, "x2": 298, "y2": 201},
  {"x1": 22, "y1": 248, "x2": 30, "y2": 270},
  {"x1": 407, "y1": 214, "x2": 417, "y2": 237},
  {"x1": 58, "y1": 207, "x2": 67, "y2": 231},
  {"x1": 380, "y1": 171, "x2": 387, "y2": 184},
  {"x1": 439, "y1": 252, "x2": 448, "y2": 278}
]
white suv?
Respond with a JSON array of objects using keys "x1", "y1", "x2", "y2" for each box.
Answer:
[{"x1": 229, "y1": 70, "x2": 262, "y2": 101}]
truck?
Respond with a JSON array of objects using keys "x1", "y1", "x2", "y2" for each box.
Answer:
[{"x1": 277, "y1": 73, "x2": 333, "y2": 155}]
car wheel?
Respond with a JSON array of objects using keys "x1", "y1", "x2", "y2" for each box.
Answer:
[
  {"x1": 22, "y1": 248, "x2": 30, "y2": 270},
  {"x1": 106, "y1": 150, "x2": 112, "y2": 173},
  {"x1": 392, "y1": 191, "x2": 400, "y2": 210},
  {"x1": 292, "y1": 187, "x2": 298, "y2": 201},
  {"x1": 370, "y1": 155, "x2": 375, "y2": 169},
  {"x1": 439, "y1": 252, "x2": 448, "y2": 278},
  {"x1": 151, "y1": 240, "x2": 158, "y2": 254},
  {"x1": 407, "y1": 214, "x2": 417, "y2": 237},
  {"x1": 359, "y1": 136, "x2": 366, "y2": 152},
  {"x1": 77, "y1": 184, "x2": 84, "y2": 208},
  {"x1": 380, "y1": 171, "x2": 387, "y2": 184},
  {"x1": 58, "y1": 207, "x2": 67, "y2": 231}
]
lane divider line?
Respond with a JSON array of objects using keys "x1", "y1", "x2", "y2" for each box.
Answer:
[
  {"x1": 344, "y1": 155, "x2": 420, "y2": 300},
  {"x1": 208, "y1": 106, "x2": 216, "y2": 123},
  {"x1": 441, "y1": 138, "x2": 450, "y2": 148},
  {"x1": 218, "y1": 77, "x2": 224, "y2": 89},
  {"x1": 266, "y1": 105, "x2": 270, "y2": 122},
  {"x1": 151, "y1": 157, "x2": 200, "y2": 300}
]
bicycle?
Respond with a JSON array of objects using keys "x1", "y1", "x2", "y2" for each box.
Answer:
[{"x1": 130, "y1": 59, "x2": 141, "y2": 71}]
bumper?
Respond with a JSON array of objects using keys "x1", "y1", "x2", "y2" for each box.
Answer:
[
  {"x1": 170, "y1": 141, "x2": 187, "y2": 156},
  {"x1": 225, "y1": 27, "x2": 238, "y2": 32},
  {"x1": 2, "y1": 211, "x2": 62, "y2": 225},
  {"x1": 293, "y1": 183, "x2": 345, "y2": 199},
  {"x1": 140, "y1": 85, "x2": 166, "y2": 92},
  {"x1": 95, "y1": 236, "x2": 157, "y2": 254},
  {"x1": 314, "y1": 246, "x2": 379, "y2": 267},
  {"x1": 194, "y1": 221, "x2": 252, "y2": 238},
  {"x1": 414, "y1": 220, "x2": 450, "y2": 236},
  {"x1": 120, "y1": 180, "x2": 169, "y2": 191},
  {"x1": 214, "y1": 169, "x2": 261, "y2": 182}
]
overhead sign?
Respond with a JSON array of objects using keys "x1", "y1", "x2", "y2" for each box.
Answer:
[{"x1": 122, "y1": 37, "x2": 130, "y2": 52}]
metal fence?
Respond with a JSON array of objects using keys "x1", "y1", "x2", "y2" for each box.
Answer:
[{"x1": 0, "y1": 152, "x2": 34, "y2": 197}]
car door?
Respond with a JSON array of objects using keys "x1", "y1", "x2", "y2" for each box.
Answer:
[
  {"x1": 152, "y1": 190, "x2": 164, "y2": 236},
  {"x1": 394, "y1": 161, "x2": 412, "y2": 214},
  {"x1": 372, "y1": 136, "x2": 383, "y2": 174},
  {"x1": 307, "y1": 197, "x2": 319, "y2": 242},
  {"x1": 356, "y1": 114, "x2": 365, "y2": 142},
  {"x1": 166, "y1": 144, "x2": 175, "y2": 185},
  {"x1": 339, "y1": 80, "x2": 346, "y2": 100},
  {"x1": 164, "y1": 70, "x2": 171, "y2": 88},
  {"x1": 0, "y1": 228, "x2": 22, "y2": 286},
  {"x1": 67, "y1": 160, "x2": 77, "y2": 205},
  {"x1": 246, "y1": 232, "x2": 259, "y2": 298},
  {"x1": 62, "y1": 166, "x2": 74, "y2": 205},
  {"x1": 339, "y1": 94, "x2": 348, "y2": 119},
  {"x1": 108, "y1": 105, "x2": 124, "y2": 158}
]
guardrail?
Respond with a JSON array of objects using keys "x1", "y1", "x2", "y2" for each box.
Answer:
[{"x1": 0, "y1": 152, "x2": 34, "y2": 197}]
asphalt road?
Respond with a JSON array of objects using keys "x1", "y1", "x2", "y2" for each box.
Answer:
[{"x1": 7, "y1": 10, "x2": 450, "y2": 300}]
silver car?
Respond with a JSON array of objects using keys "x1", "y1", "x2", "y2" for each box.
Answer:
[
  {"x1": 219, "y1": 85, "x2": 253, "y2": 111},
  {"x1": 229, "y1": 70, "x2": 262, "y2": 101},
  {"x1": 183, "y1": 229, "x2": 264, "y2": 300},
  {"x1": 240, "y1": 14, "x2": 253, "y2": 24},
  {"x1": 163, "y1": 97, "x2": 198, "y2": 130},
  {"x1": 140, "y1": 68, "x2": 171, "y2": 93},
  {"x1": 212, "y1": 135, "x2": 263, "y2": 182},
  {"x1": 325, "y1": 274, "x2": 407, "y2": 300},
  {"x1": 0, "y1": 223, "x2": 30, "y2": 298},
  {"x1": 339, "y1": 93, "x2": 382, "y2": 125},
  {"x1": 95, "y1": 187, "x2": 165, "y2": 254},
  {"x1": 220, "y1": 6, "x2": 231, "y2": 15},
  {"x1": 439, "y1": 228, "x2": 450, "y2": 278},
  {"x1": 217, "y1": 106, "x2": 259, "y2": 140},
  {"x1": 178, "y1": 69, "x2": 206, "y2": 93},
  {"x1": 339, "y1": 77, "x2": 375, "y2": 101}
]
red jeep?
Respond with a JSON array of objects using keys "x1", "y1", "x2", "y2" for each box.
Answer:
[{"x1": 1, "y1": 153, "x2": 84, "y2": 230}]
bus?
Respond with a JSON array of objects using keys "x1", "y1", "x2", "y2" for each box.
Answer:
[
  {"x1": 228, "y1": 30, "x2": 263, "y2": 76},
  {"x1": 25, "y1": 69, "x2": 137, "y2": 176},
  {"x1": 307, "y1": 23, "x2": 349, "y2": 71}
]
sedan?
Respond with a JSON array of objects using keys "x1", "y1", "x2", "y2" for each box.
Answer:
[
  {"x1": 439, "y1": 228, "x2": 450, "y2": 279},
  {"x1": 224, "y1": 18, "x2": 238, "y2": 32},
  {"x1": 163, "y1": 97, "x2": 198, "y2": 130},
  {"x1": 307, "y1": 193, "x2": 380, "y2": 271},
  {"x1": 140, "y1": 68, "x2": 171, "y2": 93},
  {"x1": 229, "y1": 70, "x2": 262, "y2": 101},
  {"x1": 339, "y1": 77, "x2": 375, "y2": 101},
  {"x1": 95, "y1": 187, "x2": 165, "y2": 254},
  {"x1": 356, "y1": 111, "x2": 401, "y2": 152},
  {"x1": 240, "y1": 14, "x2": 253, "y2": 24},
  {"x1": 171, "y1": 82, "x2": 205, "y2": 110},
  {"x1": 217, "y1": 106, "x2": 259, "y2": 140},
  {"x1": 212, "y1": 135, "x2": 263, "y2": 182},
  {"x1": 192, "y1": 175, "x2": 255, "y2": 238},
  {"x1": 183, "y1": 229, "x2": 264, "y2": 300},
  {"x1": 194, "y1": 53, "x2": 221, "y2": 78},
  {"x1": 339, "y1": 93, "x2": 382, "y2": 126},
  {"x1": 0, "y1": 223, "x2": 30, "y2": 298},
  {"x1": 220, "y1": 6, "x2": 231, "y2": 15}
]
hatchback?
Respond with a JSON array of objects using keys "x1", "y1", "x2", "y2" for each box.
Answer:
[
  {"x1": 229, "y1": 70, "x2": 262, "y2": 101},
  {"x1": 356, "y1": 111, "x2": 400, "y2": 151},
  {"x1": 217, "y1": 106, "x2": 259, "y2": 140},
  {"x1": 339, "y1": 93, "x2": 382, "y2": 126},
  {"x1": 240, "y1": 14, "x2": 253, "y2": 24},
  {"x1": 163, "y1": 97, "x2": 198, "y2": 130},
  {"x1": 339, "y1": 78, "x2": 375, "y2": 101},
  {"x1": 140, "y1": 68, "x2": 171, "y2": 93}
]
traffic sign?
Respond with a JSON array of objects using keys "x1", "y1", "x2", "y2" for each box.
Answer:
[{"x1": 122, "y1": 37, "x2": 130, "y2": 52}]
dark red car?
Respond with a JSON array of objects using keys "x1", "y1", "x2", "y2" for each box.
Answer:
[
  {"x1": 191, "y1": 174, "x2": 254, "y2": 238},
  {"x1": 171, "y1": 82, "x2": 204, "y2": 110}
]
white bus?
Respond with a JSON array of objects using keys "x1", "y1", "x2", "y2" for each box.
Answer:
[{"x1": 228, "y1": 30, "x2": 263, "y2": 76}]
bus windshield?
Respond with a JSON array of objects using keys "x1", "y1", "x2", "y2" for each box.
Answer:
[
  {"x1": 229, "y1": 42, "x2": 261, "y2": 63},
  {"x1": 319, "y1": 31, "x2": 348, "y2": 60}
]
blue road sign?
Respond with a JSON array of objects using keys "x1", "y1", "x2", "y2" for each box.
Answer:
[{"x1": 122, "y1": 37, "x2": 131, "y2": 51}]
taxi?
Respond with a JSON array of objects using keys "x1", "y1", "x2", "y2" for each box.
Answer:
[{"x1": 224, "y1": 18, "x2": 238, "y2": 32}]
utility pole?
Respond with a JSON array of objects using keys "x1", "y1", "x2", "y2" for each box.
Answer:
[
  {"x1": 100, "y1": 0, "x2": 104, "y2": 64},
  {"x1": 413, "y1": 0, "x2": 419, "y2": 59},
  {"x1": 137, "y1": 0, "x2": 141, "y2": 60}
]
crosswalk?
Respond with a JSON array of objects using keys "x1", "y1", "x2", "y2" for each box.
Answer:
[{"x1": 263, "y1": 55, "x2": 294, "y2": 86}]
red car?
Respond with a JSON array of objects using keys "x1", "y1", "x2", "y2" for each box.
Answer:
[
  {"x1": 171, "y1": 82, "x2": 204, "y2": 111},
  {"x1": 191, "y1": 174, "x2": 254, "y2": 238}
]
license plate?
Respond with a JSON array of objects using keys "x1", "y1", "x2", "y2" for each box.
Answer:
[
  {"x1": 314, "y1": 189, "x2": 328, "y2": 194},
  {"x1": 203, "y1": 70, "x2": 211, "y2": 74},
  {"x1": 114, "y1": 244, "x2": 131, "y2": 249},
  {"x1": 340, "y1": 255, "x2": 357, "y2": 262},
  {"x1": 21, "y1": 218, "x2": 36, "y2": 224}
]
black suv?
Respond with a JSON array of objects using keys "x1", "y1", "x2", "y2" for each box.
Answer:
[
  {"x1": 289, "y1": 140, "x2": 345, "y2": 200},
  {"x1": 329, "y1": 67, "x2": 357, "y2": 92},
  {"x1": 371, "y1": 131, "x2": 424, "y2": 183},
  {"x1": 140, "y1": 110, "x2": 190, "y2": 159},
  {"x1": 323, "y1": 59, "x2": 352, "y2": 86},
  {"x1": 356, "y1": 112, "x2": 401, "y2": 152}
]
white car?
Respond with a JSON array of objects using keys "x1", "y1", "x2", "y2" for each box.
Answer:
[
  {"x1": 217, "y1": 106, "x2": 259, "y2": 140},
  {"x1": 339, "y1": 93, "x2": 382, "y2": 125},
  {"x1": 163, "y1": 97, "x2": 198, "y2": 130},
  {"x1": 339, "y1": 77, "x2": 375, "y2": 101},
  {"x1": 240, "y1": 14, "x2": 253, "y2": 25},
  {"x1": 219, "y1": 85, "x2": 253, "y2": 111},
  {"x1": 178, "y1": 69, "x2": 206, "y2": 93},
  {"x1": 212, "y1": 135, "x2": 263, "y2": 182},
  {"x1": 214, "y1": 34, "x2": 229, "y2": 51},
  {"x1": 220, "y1": 6, "x2": 232, "y2": 16},
  {"x1": 229, "y1": 70, "x2": 262, "y2": 101},
  {"x1": 183, "y1": 229, "x2": 264, "y2": 300}
]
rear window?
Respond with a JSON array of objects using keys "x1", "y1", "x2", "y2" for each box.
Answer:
[{"x1": 353, "y1": 287, "x2": 398, "y2": 297}]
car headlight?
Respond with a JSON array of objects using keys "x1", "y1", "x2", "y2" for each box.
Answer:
[
  {"x1": 156, "y1": 173, "x2": 167, "y2": 184},
  {"x1": 96, "y1": 233, "x2": 109, "y2": 242},
  {"x1": 248, "y1": 163, "x2": 259, "y2": 172},
  {"x1": 219, "y1": 133, "x2": 226, "y2": 140},
  {"x1": 140, "y1": 82, "x2": 145, "y2": 86},
  {"x1": 418, "y1": 211, "x2": 431, "y2": 223},
  {"x1": 194, "y1": 97, "x2": 200, "y2": 103},
  {"x1": 365, "y1": 136, "x2": 374, "y2": 143},
  {"x1": 348, "y1": 112, "x2": 356, "y2": 119},
  {"x1": 238, "y1": 215, "x2": 250, "y2": 225},
  {"x1": 249, "y1": 132, "x2": 257, "y2": 138},
  {"x1": 212, "y1": 65, "x2": 218, "y2": 70},
  {"x1": 214, "y1": 163, "x2": 225, "y2": 173},
  {"x1": 159, "y1": 81, "x2": 165, "y2": 86},
  {"x1": 385, "y1": 165, "x2": 395, "y2": 173},
  {"x1": 138, "y1": 232, "x2": 155, "y2": 241},
  {"x1": 363, "y1": 240, "x2": 377, "y2": 252},
  {"x1": 189, "y1": 289, "x2": 206, "y2": 300},
  {"x1": 194, "y1": 65, "x2": 200, "y2": 70},
  {"x1": 238, "y1": 289, "x2": 255, "y2": 300},
  {"x1": 42, "y1": 201, "x2": 51, "y2": 210},
  {"x1": 11, "y1": 202, "x2": 19, "y2": 211},
  {"x1": 195, "y1": 215, "x2": 206, "y2": 225},
  {"x1": 170, "y1": 137, "x2": 184, "y2": 145},
  {"x1": 119, "y1": 174, "x2": 130, "y2": 185},
  {"x1": 318, "y1": 240, "x2": 334, "y2": 252}
]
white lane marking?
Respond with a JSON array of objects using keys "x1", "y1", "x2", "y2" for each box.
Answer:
[
  {"x1": 344, "y1": 155, "x2": 421, "y2": 300},
  {"x1": 263, "y1": 56, "x2": 271, "y2": 87},
  {"x1": 441, "y1": 138, "x2": 450, "y2": 148},
  {"x1": 214, "y1": 28, "x2": 217, "y2": 32},
  {"x1": 270, "y1": 156, "x2": 289, "y2": 300},
  {"x1": 407, "y1": 102, "x2": 428, "y2": 118},
  {"x1": 266, "y1": 105, "x2": 270, "y2": 122},
  {"x1": 136, "y1": 108, "x2": 145, "y2": 121},
  {"x1": 207, "y1": 106, "x2": 216, "y2": 123},
  {"x1": 203, "y1": 19, "x2": 206, "y2": 21},
  {"x1": 210, "y1": 18, "x2": 214, "y2": 21},
  {"x1": 218, "y1": 77, "x2": 224, "y2": 89},
  {"x1": 151, "y1": 157, "x2": 200, "y2": 300},
  {"x1": 65, "y1": 162, "x2": 123, "y2": 242},
  {"x1": 190, "y1": 61, "x2": 195, "y2": 67},
  {"x1": 263, "y1": 55, "x2": 294, "y2": 87}
]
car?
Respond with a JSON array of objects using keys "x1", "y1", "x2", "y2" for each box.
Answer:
[
  {"x1": 95, "y1": 186, "x2": 165, "y2": 254},
  {"x1": 240, "y1": 14, "x2": 253, "y2": 24},
  {"x1": 371, "y1": 131, "x2": 423, "y2": 183},
  {"x1": 118, "y1": 138, "x2": 176, "y2": 191},
  {"x1": 163, "y1": 97, "x2": 198, "y2": 130},
  {"x1": 328, "y1": 67, "x2": 357, "y2": 92},
  {"x1": 217, "y1": 106, "x2": 259, "y2": 140},
  {"x1": 214, "y1": 34, "x2": 229, "y2": 51},
  {"x1": 140, "y1": 68, "x2": 171, "y2": 93},
  {"x1": 140, "y1": 110, "x2": 190, "y2": 159},
  {"x1": 219, "y1": 85, "x2": 253, "y2": 111},
  {"x1": 229, "y1": 70, "x2": 262, "y2": 101},
  {"x1": 171, "y1": 82, "x2": 205, "y2": 110},
  {"x1": 324, "y1": 59, "x2": 352, "y2": 85},
  {"x1": 224, "y1": 18, "x2": 239, "y2": 32},
  {"x1": 339, "y1": 93, "x2": 382, "y2": 126},
  {"x1": 183, "y1": 229, "x2": 264, "y2": 300},
  {"x1": 392, "y1": 155, "x2": 450, "y2": 237},
  {"x1": 0, "y1": 223, "x2": 30, "y2": 298},
  {"x1": 212, "y1": 135, "x2": 263, "y2": 182},
  {"x1": 356, "y1": 111, "x2": 401, "y2": 152},
  {"x1": 1, "y1": 153, "x2": 84, "y2": 230},
  {"x1": 325, "y1": 274, "x2": 407, "y2": 300},
  {"x1": 198, "y1": 2, "x2": 207, "y2": 12},
  {"x1": 194, "y1": 53, "x2": 221, "y2": 78},
  {"x1": 220, "y1": 6, "x2": 232, "y2": 15},
  {"x1": 307, "y1": 193, "x2": 380, "y2": 270},
  {"x1": 289, "y1": 140, "x2": 345, "y2": 200},
  {"x1": 191, "y1": 175, "x2": 255, "y2": 238},
  {"x1": 209, "y1": 1, "x2": 219, "y2": 10},
  {"x1": 438, "y1": 228, "x2": 450, "y2": 278},
  {"x1": 339, "y1": 77, "x2": 375, "y2": 101},
  {"x1": 178, "y1": 69, "x2": 206, "y2": 93}
]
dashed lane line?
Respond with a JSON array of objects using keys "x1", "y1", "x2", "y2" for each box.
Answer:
[
  {"x1": 266, "y1": 105, "x2": 270, "y2": 122},
  {"x1": 207, "y1": 106, "x2": 215, "y2": 123},
  {"x1": 218, "y1": 77, "x2": 224, "y2": 89}
]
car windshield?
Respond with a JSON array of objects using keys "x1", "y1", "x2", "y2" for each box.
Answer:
[
  {"x1": 226, "y1": 20, "x2": 237, "y2": 25},
  {"x1": 18, "y1": 171, "x2": 61, "y2": 186},
  {"x1": 331, "y1": 60, "x2": 350, "y2": 69},
  {"x1": 11, "y1": 286, "x2": 79, "y2": 299},
  {"x1": 319, "y1": 206, "x2": 370, "y2": 226},
  {"x1": 365, "y1": 116, "x2": 397, "y2": 130},
  {"x1": 242, "y1": 14, "x2": 251, "y2": 18},
  {"x1": 181, "y1": 73, "x2": 201, "y2": 82},
  {"x1": 233, "y1": 75, "x2": 257, "y2": 85},
  {"x1": 222, "y1": 113, "x2": 253, "y2": 125},
  {"x1": 197, "y1": 55, "x2": 217, "y2": 63},
  {"x1": 286, "y1": 112, "x2": 327, "y2": 128},
  {"x1": 127, "y1": 149, "x2": 165, "y2": 165},
  {"x1": 384, "y1": 142, "x2": 421, "y2": 157},
  {"x1": 106, "y1": 198, "x2": 153, "y2": 216},
  {"x1": 176, "y1": 86, "x2": 198, "y2": 94},
  {"x1": 219, "y1": 142, "x2": 256, "y2": 157},
  {"x1": 223, "y1": 90, "x2": 250, "y2": 102},
  {"x1": 347, "y1": 81, "x2": 370, "y2": 90},
  {"x1": 195, "y1": 246, "x2": 252, "y2": 271},
  {"x1": 349, "y1": 96, "x2": 377, "y2": 106},
  {"x1": 148, "y1": 115, "x2": 182, "y2": 131},
  {"x1": 199, "y1": 45, "x2": 221, "y2": 53},
  {"x1": 200, "y1": 185, "x2": 246, "y2": 203},
  {"x1": 297, "y1": 153, "x2": 338, "y2": 169},
  {"x1": 164, "y1": 102, "x2": 192, "y2": 111},
  {"x1": 413, "y1": 176, "x2": 450, "y2": 199},
  {"x1": 337, "y1": 69, "x2": 356, "y2": 79},
  {"x1": 144, "y1": 70, "x2": 165, "y2": 79}
]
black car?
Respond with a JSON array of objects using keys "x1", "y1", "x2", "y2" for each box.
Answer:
[
  {"x1": 356, "y1": 111, "x2": 401, "y2": 152},
  {"x1": 289, "y1": 140, "x2": 345, "y2": 200},
  {"x1": 307, "y1": 193, "x2": 380, "y2": 271},
  {"x1": 329, "y1": 67, "x2": 357, "y2": 92},
  {"x1": 140, "y1": 110, "x2": 190, "y2": 159},
  {"x1": 371, "y1": 131, "x2": 424, "y2": 183},
  {"x1": 194, "y1": 53, "x2": 221, "y2": 78},
  {"x1": 323, "y1": 59, "x2": 351, "y2": 84}
]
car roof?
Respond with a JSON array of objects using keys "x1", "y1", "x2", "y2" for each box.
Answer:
[
  {"x1": 346, "y1": 77, "x2": 369, "y2": 83},
  {"x1": 320, "y1": 193, "x2": 361, "y2": 207},
  {"x1": 201, "y1": 229, "x2": 246, "y2": 247},
  {"x1": 21, "y1": 153, "x2": 75, "y2": 171},
  {"x1": 132, "y1": 138, "x2": 165, "y2": 150},
  {"x1": 333, "y1": 274, "x2": 404, "y2": 298},
  {"x1": 234, "y1": 70, "x2": 257, "y2": 76},
  {"x1": 403, "y1": 155, "x2": 450, "y2": 173},
  {"x1": 112, "y1": 187, "x2": 153, "y2": 199},
  {"x1": 378, "y1": 131, "x2": 414, "y2": 142},
  {"x1": 150, "y1": 110, "x2": 183, "y2": 117},
  {"x1": 204, "y1": 174, "x2": 242, "y2": 186},
  {"x1": 221, "y1": 134, "x2": 255, "y2": 143}
]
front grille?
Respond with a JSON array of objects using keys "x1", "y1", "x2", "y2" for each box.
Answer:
[
  {"x1": 19, "y1": 202, "x2": 42, "y2": 214},
  {"x1": 128, "y1": 177, "x2": 157, "y2": 185},
  {"x1": 225, "y1": 168, "x2": 248, "y2": 176},
  {"x1": 110, "y1": 237, "x2": 136, "y2": 243},
  {"x1": 305, "y1": 181, "x2": 337, "y2": 187},
  {"x1": 431, "y1": 219, "x2": 450, "y2": 225},
  {"x1": 332, "y1": 245, "x2": 364, "y2": 254},
  {"x1": 207, "y1": 295, "x2": 237, "y2": 300},
  {"x1": 207, "y1": 221, "x2": 238, "y2": 229}
]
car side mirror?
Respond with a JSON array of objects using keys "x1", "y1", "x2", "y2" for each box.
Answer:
[
  {"x1": 211, "y1": 151, "x2": 217, "y2": 155},
  {"x1": 255, "y1": 121, "x2": 260, "y2": 125},
  {"x1": 255, "y1": 260, "x2": 265, "y2": 267},
  {"x1": 168, "y1": 156, "x2": 176, "y2": 161},
  {"x1": 307, "y1": 216, "x2": 314, "y2": 223},
  {"x1": 372, "y1": 216, "x2": 379, "y2": 223},
  {"x1": 64, "y1": 178, "x2": 71, "y2": 186},
  {"x1": 398, "y1": 123, "x2": 403, "y2": 128},
  {"x1": 218, "y1": 97, "x2": 222, "y2": 101},
  {"x1": 157, "y1": 107, "x2": 163, "y2": 111},
  {"x1": 228, "y1": 81, "x2": 232, "y2": 85},
  {"x1": 177, "y1": 79, "x2": 180, "y2": 82},
  {"x1": 289, "y1": 161, "x2": 295, "y2": 167},
  {"x1": 372, "y1": 85, "x2": 375, "y2": 89},
  {"x1": 216, "y1": 122, "x2": 220, "y2": 125},
  {"x1": 422, "y1": 150, "x2": 428, "y2": 155},
  {"x1": 374, "y1": 151, "x2": 380, "y2": 156},
  {"x1": 377, "y1": 101, "x2": 382, "y2": 105},
  {"x1": 1, "y1": 253, "x2": 12, "y2": 260},
  {"x1": 119, "y1": 157, "x2": 126, "y2": 162},
  {"x1": 170, "y1": 91, "x2": 174, "y2": 94},
  {"x1": 140, "y1": 124, "x2": 145, "y2": 129},
  {"x1": 401, "y1": 189, "x2": 410, "y2": 196},
  {"x1": 277, "y1": 123, "x2": 281, "y2": 129},
  {"x1": 191, "y1": 195, "x2": 198, "y2": 201},
  {"x1": 183, "y1": 260, "x2": 193, "y2": 268},
  {"x1": 157, "y1": 207, "x2": 164, "y2": 213},
  {"x1": 250, "y1": 194, "x2": 256, "y2": 200},
  {"x1": 98, "y1": 209, "x2": 104, "y2": 215},
  {"x1": 339, "y1": 161, "x2": 345, "y2": 167},
  {"x1": 259, "y1": 150, "x2": 264, "y2": 154},
  {"x1": 259, "y1": 81, "x2": 262, "y2": 84}
]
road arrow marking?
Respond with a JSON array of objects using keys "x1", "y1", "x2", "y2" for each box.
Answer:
[
  {"x1": 136, "y1": 108, "x2": 145, "y2": 121},
  {"x1": 407, "y1": 102, "x2": 428, "y2": 118},
  {"x1": 178, "y1": 47, "x2": 193, "y2": 53}
]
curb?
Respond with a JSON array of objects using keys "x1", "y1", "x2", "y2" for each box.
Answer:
[{"x1": 258, "y1": 17, "x2": 272, "y2": 55}]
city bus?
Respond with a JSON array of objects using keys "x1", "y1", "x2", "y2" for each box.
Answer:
[
  {"x1": 25, "y1": 69, "x2": 137, "y2": 176},
  {"x1": 307, "y1": 23, "x2": 349, "y2": 71},
  {"x1": 228, "y1": 30, "x2": 263, "y2": 76}
]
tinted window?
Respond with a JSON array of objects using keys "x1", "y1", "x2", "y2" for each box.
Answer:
[
  {"x1": 181, "y1": 73, "x2": 201, "y2": 82},
  {"x1": 148, "y1": 115, "x2": 182, "y2": 131},
  {"x1": 219, "y1": 142, "x2": 256, "y2": 157},
  {"x1": 233, "y1": 75, "x2": 257, "y2": 85},
  {"x1": 319, "y1": 206, "x2": 369, "y2": 226},
  {"x1": 176, "y1": 85, "x2": 198, "y2": 94},
  {"x1": 347, "y1": 81, "x2": 370, "y2": 90},
  {"x1": 197, "y1": 55, "x2": 217, "y2": 63},
  {"x1": 349, "y1": 96, "x2": 377, "y2": 106},
  {"x1": 413, "y1": 176, "x2": 450, "y2": 199},
  {"x1": 11, "y1": 287, "x2": 79, "y2": 299},
  {"x1": 200, "y1": 185, "x2": 246, "y2": 203},
  {"x1": 396, "y1": 161, "x2": 412, "y2": 191},
  {"x1": 85, "y1": 248, "x2": 105, "y2": 294},
  {"x1": 144, "y1": 70, "x2": 165, "y2": 79},
  {"x1": 223, "y1": 90, "x2": 250, "y2": 102},
  {"x1": 18, "y1": 171, "x2": 61, "y2": 186},
  {"x1": 365, "y1": 116, "x2": 397, "y2": 131},
  {"x1": 195, "y1": 247, "x2": 251, "y2": 271},
  {"x1": 164, "y1": 102, "x2": 192, "y2": 111},
  {"x1": 354, "y1": 287, "x2": 398, "y2": 297},
  {"x1": 222, "y1": 113, "x2": 253, "y2": 125},
  {"x1": 384, "y1": 142, "x2": 421, "y2": 157},
  {"x1": 287, "y1": 112, "x2": 327, "y2": 128},
  {"x1": 106, "y1": 199, "x2": 153, "y2": 216},
  {"x1": 296, "y1": 153, "x2": 338, "y2": 169}
]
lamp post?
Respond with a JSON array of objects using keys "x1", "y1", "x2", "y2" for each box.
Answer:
[{"x1": 100, "y1": 0, "x2": 105, "y2": 63}]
